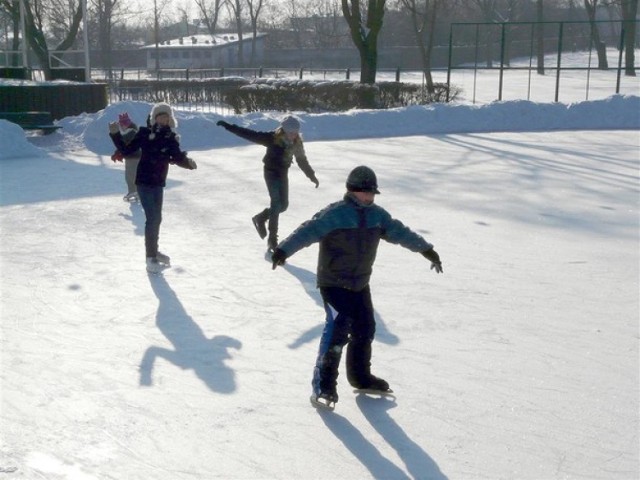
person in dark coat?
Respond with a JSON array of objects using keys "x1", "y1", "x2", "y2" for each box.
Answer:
[
  {"x1": 216, "y1": 115, "x2": 319, "y2": 251},
  {"x1": 109, "y1": 102, "x2": 197, "y2": 273},
  {"x1": 271, "y1": 166, "x2": 443, "y2": 409},
  {"x1": 110, "y1": 112, "x2": 141, "y2": 202}
]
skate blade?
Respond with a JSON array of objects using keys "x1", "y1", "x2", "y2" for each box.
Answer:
[
  {"x1": 353, "y1": 388, "x2": 395, "y2": 398},
  {"x1": 310, "y1": 395, "x2": 335, "y2": 411}
]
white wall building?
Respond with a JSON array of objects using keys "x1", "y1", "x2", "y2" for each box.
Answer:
[{"x1": 141, "y1": 33, "x2": 267, "y2": 70}]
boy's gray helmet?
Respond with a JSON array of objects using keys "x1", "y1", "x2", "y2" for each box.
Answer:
[{"x1": 346, "y1": 165, "x2": 380, "y2": 194}]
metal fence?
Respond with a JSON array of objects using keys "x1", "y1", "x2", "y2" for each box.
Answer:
[{"x1": 446, "y1": 20, "x2": 639, "y2": 104}]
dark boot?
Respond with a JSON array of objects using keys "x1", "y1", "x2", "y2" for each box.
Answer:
[
  {"x1": 346, "y1": 341, "x2": 388, "y2": 390},
  {"x1": 312, "y1": 346, "x2": 342, "y2": 403},
  {"x1": 251, "y1": 209, "x2": 269, "y2": 239},
  {"x1": 267, "y1": 234, "x2": 278, "y2": 252}
]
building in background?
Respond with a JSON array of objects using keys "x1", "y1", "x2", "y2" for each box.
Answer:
[{"x1": 141, "y1": 33, "x2": 267, "y2": 70}]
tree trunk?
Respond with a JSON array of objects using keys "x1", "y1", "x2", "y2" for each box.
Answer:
[
  {"x1": 536, "y1": 0, "x2": 545, "y2": 74},
  {"x1": 583, "y1": 0, "x2": 608, "y2": 70},
  {"x1": 341, "y1": 0, "x2": 386, "y2": 84},
  {"x1": 622, "y1": 0, "x2": 638, "y2": 76}
]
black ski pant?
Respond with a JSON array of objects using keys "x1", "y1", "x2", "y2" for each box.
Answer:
[
  {"x1": 312, "y1": 285, "x2": 376, "y2": 394},
  {"x1": 261, "y1": 168, "x2": 289, "y2": 241},
  {"x1": 137, "y1": 184, "x2": 163, "y2": 258}
]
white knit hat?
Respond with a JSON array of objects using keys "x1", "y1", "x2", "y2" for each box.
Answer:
[{"x1": 150, "y1": 102, "x2": 177, "y2": 129}]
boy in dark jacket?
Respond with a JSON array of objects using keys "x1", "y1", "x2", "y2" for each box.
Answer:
[
  {"x1": 271, "y1": 166, "x2": 443, "y2": 409},
  {"x1": 216, "y1": 115, "x2": 319, "y2": 251},
  {"x1": 109, "y1": 102, "x2": 197, "y2": 273}
]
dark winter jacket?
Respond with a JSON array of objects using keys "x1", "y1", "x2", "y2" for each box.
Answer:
[
  {"x1": 222, "y1": 123, "x2": 316, "y2": 180},
  {"x1": 110, "y1": 124, "x2": 193, "y2": 187},
  {"x1": 278, "y1": 193, "x2": 434, "y2": 291}
]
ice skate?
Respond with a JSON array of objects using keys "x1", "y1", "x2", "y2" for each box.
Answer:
[
  {"x1": 351, "y1": 375, "x2": 393, "y2": 396},
  {"x1": 156, "y1": 251, "x2": 171, "y2": 266},
  {"x1": 252, "y1": 214, "x2": 268, "y2": 239},
  {"x1": 310, "y1": 390, "x2": 338, "y2": 411},
  {"x1": 146, "y1": 257, "x2": 166, "y2": 274},
  {"x1": 267, "y1": 235, "x2": 278, "y2": 252},
  {"x1": 123, "y1": 192, "x2": 138, "y2": 202}
]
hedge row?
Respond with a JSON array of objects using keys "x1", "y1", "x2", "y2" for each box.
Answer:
[{"x1": 114, "y1": 78, "x2": 460, "y2": 113}]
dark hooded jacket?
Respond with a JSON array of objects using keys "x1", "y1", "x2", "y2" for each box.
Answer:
[
  {"x1": 110, "y1": 124, "x2": 192, "y2": 187},
  {"x1": 222, "y1": 123, "x2": 315, "y2": 180},
  {"x1": 278, "y1": 193, "x2": 434, "y2": 291}
]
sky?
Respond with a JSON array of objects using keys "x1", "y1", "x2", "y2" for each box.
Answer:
[{"x1": 0, "y1": 60, "x2": 639, "y2": 479}]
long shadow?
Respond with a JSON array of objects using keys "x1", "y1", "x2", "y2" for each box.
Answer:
[
  {"x1": 140, "y1": 274, "x2": 242, "y2": 393},
  {"x1": 355, "y1": 395, "x2": 448, "y2": 480},
  {"x1": 281, "y1": 261, "x2": 400, "y2": 349},
  {"x1": 0, "y1": 151, "x2": 185, "y2": 207},
  {"x1": 118, "y1": 201, "x2": 145, "y2": 236},
  {"x1": 316, "y1": 409, "x2": 411, "y2": 479}
]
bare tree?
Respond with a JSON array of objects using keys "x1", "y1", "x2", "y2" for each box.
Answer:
[
  {"x1": 397, "y1": 0, "x2": 440, "y2": 92},
  {"x1": 583, "y1": 0, "x2": 609, "y2": 69},
  {"x1": 194, "y1": 0, "x2": 225, "y2": 37},
  {"x1": 18, "y1": 0, "x2": 84, "y2": 80},
  {"x1": 246, "y1": 0, "x2": 265, "y2": 66},
  {"x1": 90, "y1": 0, "x2": 119, "y2": 79},
  {"x1": 536, "y1": 0, "x2": 544, "y2": 74},
  {"x1": 0, "y1": 0, "x2": 21, "y2": 67},
  {"x1": 227, "y1": 0, "x2": 244, "y2": 66},
  {"x1": 341, "y1": 0, "x2": 386, "y2": 84},
  {"x1": 620, "y1": 0, "x2": 637, "y2": 75}
]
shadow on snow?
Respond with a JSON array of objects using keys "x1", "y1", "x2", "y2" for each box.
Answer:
[{"x1": 140, "y1": 273, "x2": 242, "y2": 394}]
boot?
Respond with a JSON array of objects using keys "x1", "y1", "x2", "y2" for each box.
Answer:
[
  {"x1": 267, "y1": 234, "x2": 278, "y2": 252},
  {"x1": 251, "y1": 209, "x2": 269, "y2": 239}
]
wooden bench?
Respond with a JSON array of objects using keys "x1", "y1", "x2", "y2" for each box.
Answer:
[{"x1": 0, "y1": 111, "x2": 62, "y2": 134}]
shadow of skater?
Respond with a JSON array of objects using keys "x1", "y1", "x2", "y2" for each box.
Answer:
[
  {"x1": 280, "y1": 260, "x2": 400, "y2": 349},
  {"x1": 119, "y1": 201, "x2": 144, "y2": 236},
  {"x1": 355, "y1": 395, "x2": 448, "y2": 480},
  {"x1": 316, "y1": 409, "x2": 411, "y2": 480},
  {"x1": 140, "y1": 274, "x2": 242, "y2": 393}
]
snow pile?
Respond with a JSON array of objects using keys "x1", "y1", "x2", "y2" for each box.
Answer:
[{"x1": 1, "y1": 94, "x2": 638, "y2": 160}]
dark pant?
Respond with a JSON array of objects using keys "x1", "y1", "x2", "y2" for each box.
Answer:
[
  {"x1": 263, "y1": 169, "x2": 289, "y2": 240},
  {"x1": 137, "y1": 184, "x2": 163, "y2": 258},
  {"x1": 312, "y1": 286, "x2": 376, "y2": 394}
]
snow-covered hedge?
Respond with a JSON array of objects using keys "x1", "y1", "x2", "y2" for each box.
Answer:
[
  {"x1": 113, "y1": 78, "x2": 459, "y2": 113},
  {"x1": 224, "y1": 79, "x2": 459, "y2": 113}
]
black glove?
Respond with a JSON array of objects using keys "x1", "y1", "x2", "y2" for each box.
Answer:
[
  {"x1": 216, "y1": 120, "x2": 230, "y2": 128},
  {"x1": 271, "y1": 248, "x2": 287, "y2": 270},
  {"x1": 310, "y1": 174, "x2": 319, "y2": 188},
  {"x1": 422, "y1": 249, "x2": 443, "y2": 273}
]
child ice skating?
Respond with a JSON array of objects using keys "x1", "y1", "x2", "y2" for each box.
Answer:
[
  {"x1": 271, "y1": 166, "x2": 443, "y2": 410},
  {"x1": 109, "y1": 102, "x2": 197, "y2": 273},
  {"x1": 110, "y1": 112, "x2": 141, "y2": 202},
  {"x1": 216, "y1": 115, "x2": 319, "y2": 251}
]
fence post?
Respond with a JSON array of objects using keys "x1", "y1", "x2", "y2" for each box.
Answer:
[
  {"x1": 395, "y1": 67, "x2": 400, "y2": 82},
  {"x1": 346, "y1": 68, "x2": 350, "y2": 80},
  {"x1": 446, "y1": 24, "x2": 455, "y2": 102},
  {"x1": 259, "y1": 66, "x2": 263, "y2": 77},
  {"x1": 616, "y1": 26, "x2": 624, "y2": 93},
  {"x1": 555, "y1": 22, "x2": 564, "y2": 102},
  {"x1": 498, "y1": 22, "x2": 506, "y2": 101},
  {"x1": 186, "y1": 68, "x2": 190, "y2": 81},
  {"x1": 299, "y1": 68, "x2": 303, "y2": 79}
]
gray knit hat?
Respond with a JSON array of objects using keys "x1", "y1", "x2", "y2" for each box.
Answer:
[{"x1": 280, "y1": 115, "x2": 300, "y2": 134}]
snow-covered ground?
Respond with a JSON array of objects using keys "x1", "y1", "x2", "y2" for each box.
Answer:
[{"x1": 0, "y1": 67, "x2": 639, "y2": 479}]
